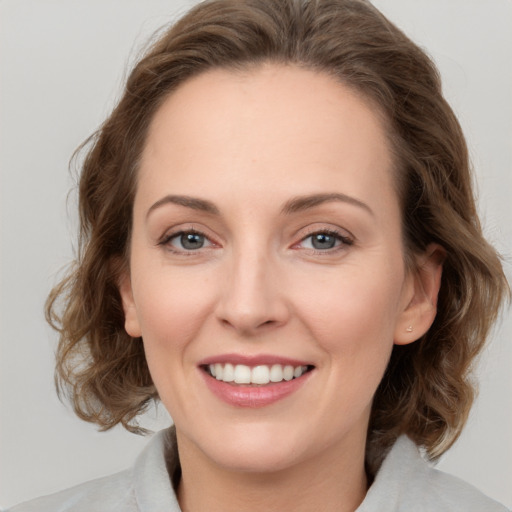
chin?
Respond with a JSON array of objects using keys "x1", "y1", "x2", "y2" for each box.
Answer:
[
  {"x1": 180, "y1": 420, "x2": 310, "y2": 474},
  {"x1": 211, "y1": 440, "x2": 303, "y2": 474}
]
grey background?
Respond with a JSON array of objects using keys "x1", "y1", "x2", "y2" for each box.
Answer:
[{"x1": 1, "y1": 0, "x2": 511, "y2": 508}]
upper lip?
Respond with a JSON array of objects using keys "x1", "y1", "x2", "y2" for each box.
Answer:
[{"x1": 198, "y1": 353, "x2": 313, "y2": 367}]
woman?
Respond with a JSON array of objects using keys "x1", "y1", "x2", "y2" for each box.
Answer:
[{"x1": 7, "y1": 0, "x2": 509, "y2": 510}]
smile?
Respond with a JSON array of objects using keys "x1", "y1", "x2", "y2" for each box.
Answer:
[
  {"x1": 205, "y1": 363, "x2": 312, "y2": 385},
  {"x1": 199, "y1": 357, "x2": 315, "y2": 408}
]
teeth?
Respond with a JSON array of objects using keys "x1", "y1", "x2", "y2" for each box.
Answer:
[
  {"x1": 269, "y1": 364, "x2": 283, "y2": 382},
  {"x1": 283, "y1": 365, "x2": 294, "y2": 381},
  {"x1": 223, "y1": 363, "x2": 235, "y2": 382},
  {"x1": 207, "y1": 363, "x2": 309, "y2": 384},
  {"x1": 234, "y1": 364, "x2": 251, "y2": 384},
  {"x1": 251, "y1": 365, "x2": 270, "y2": 384}
]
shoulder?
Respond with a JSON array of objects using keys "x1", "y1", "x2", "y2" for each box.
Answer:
[
  {"x1": 359, "y1": 436, "x2": 509, "y2": 512},
  {"x1": 7, "y1": 470, "x2": 136, "y2": 512},
  {"x1": 406, "y1": 458, "x2": 508, "y2": 511},
  {"x1": 7, "y1": 429, "x2": 180, "y2": 512}
]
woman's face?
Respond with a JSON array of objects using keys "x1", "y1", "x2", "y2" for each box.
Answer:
[{"x1": 120, "y1": 64, "x2": 433, "y2": 473}]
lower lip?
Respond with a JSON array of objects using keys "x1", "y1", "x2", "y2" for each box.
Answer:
[{"x1": 201, "y1": 370, "x2": 312, "y2": 408}]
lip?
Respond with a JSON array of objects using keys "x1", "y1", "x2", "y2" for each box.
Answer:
[
  {"x1": 198, "y1": 354, "x2": 314, "y2": 408},
  {"x1": 198, "y1": 353, "x2": 311, "y2": 367}
]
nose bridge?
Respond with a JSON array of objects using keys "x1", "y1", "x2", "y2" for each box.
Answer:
[{"x1": 216, "y1": 237, "x2": 287, "y2": 333}]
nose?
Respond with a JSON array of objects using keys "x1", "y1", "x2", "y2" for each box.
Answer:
[{"x1": 214, "y1": 246, "x2": 290, "y2": 336}]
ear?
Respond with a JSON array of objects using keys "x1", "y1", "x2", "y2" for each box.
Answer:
[
  {"x1": 394, "y1": 243, "x2": 445, "y2": 345},
  {"x1": 118, "y1": 270, "x2": 142, "y2": 338}
]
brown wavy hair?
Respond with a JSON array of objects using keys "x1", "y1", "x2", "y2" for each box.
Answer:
[{"x1": 47, "y1": 0, "x2": 509, "y2": 471}]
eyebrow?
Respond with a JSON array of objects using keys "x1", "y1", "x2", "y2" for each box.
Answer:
[
  {"x1": 147, "y1": 195, "x2": 220, "y2": 218},
  {"x1": 146, "y1": 192, "x2": 373, "y2": 219},
  {"x1": 281, "y1": 193, "x2": 374, "y2": 216}
]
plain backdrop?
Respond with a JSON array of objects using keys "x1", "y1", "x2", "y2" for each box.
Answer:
[{"x1": 1, "y1": 0, "x2": 511, "y2": 509}]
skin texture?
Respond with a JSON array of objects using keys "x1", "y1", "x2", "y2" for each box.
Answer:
[{"x1": 120, "y1": 64, "x2": 442, "y2": 512}]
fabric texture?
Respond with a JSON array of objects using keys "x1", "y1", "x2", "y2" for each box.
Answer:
[{"x1": 9, "y1": 428, "x2": 509, "y2": 512}]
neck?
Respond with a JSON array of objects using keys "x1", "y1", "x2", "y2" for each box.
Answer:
[{"x1": 175, "y1": 430, "x2": 368, "y2": 512}]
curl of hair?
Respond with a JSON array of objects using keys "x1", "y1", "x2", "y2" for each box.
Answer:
[{"x1": 47, "y1": 0, "x2": 509, "y2": 467}]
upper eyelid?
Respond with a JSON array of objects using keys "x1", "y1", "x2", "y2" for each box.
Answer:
[
  {"x1": 301, "y1": 230, "x2": 351, "y2": 241},
  {"x1": 297, "y1": 230, "x2": 353, "y2": 247},
  {"x1": 296, "y1": 224, "x2": 354, "y2": 241},
  {"x1": 163, "y1": 229, "x2": 208, "y2": 242},
  {"x1": 158, "y1": 223, "x2": 217, "y2": 242}
]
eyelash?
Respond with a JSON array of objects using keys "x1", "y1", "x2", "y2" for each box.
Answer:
[
  {"x1": 295, "y1": 228, "x2": 354, "y2": 255},
  {"x1": 159, "y1": 229, "x2": 214, "y2": 255},
  {"x1": 158, "y1": 228, "x2": 354, "y2": 255}
]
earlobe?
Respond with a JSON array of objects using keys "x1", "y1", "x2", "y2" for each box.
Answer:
[
  {"x1": 118, "y1": 271, "x2": 142, "y2": 338},
  {"x1": 394, "y1": 243, "x2": 445, "y2": 345}
]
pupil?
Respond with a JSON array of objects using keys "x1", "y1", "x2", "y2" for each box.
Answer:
[
  {"x1": 181, "y1": 233, "x2": 204, "y2": 250},
  {"x1": 312, "y1": 233, "x2": 335, "y2": 250}
]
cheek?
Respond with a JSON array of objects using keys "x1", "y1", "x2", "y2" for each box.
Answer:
[
  {"x1": 132, "y1": 268, "x2": 218, "y2": 419},
  {"x1": 295, "y1": 264, "x2": 403, "y2": 365},
  {"x1": 132, "y1": 267, "x2": 215, "y2": 361}
]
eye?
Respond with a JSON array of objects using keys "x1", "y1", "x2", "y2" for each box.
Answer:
[
  {"x1": 162, "y1": 230, "x2": 214, "y2": 252},
  {"x1": 298, "y1": 230, "x2": 353, "y2": 251}
]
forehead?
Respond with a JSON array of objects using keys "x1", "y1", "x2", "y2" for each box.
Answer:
[{"x1": 138, "y1": 64, "x2": 397, "y2": 215}]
